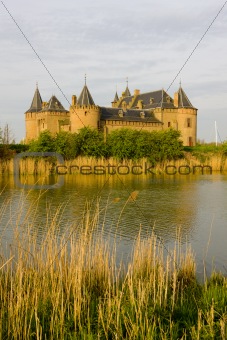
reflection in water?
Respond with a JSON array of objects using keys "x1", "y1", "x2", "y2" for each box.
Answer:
[{"x1": 0, "y1": 173, "x2": 227, "y2": 277}]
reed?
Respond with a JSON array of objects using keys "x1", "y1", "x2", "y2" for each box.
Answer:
[
  {"x1": 0, "y1": 198, "x2": 226, "y2": 339},
  {"x1": 1, "y1": 152, "x2": 227, "y2": 175}
]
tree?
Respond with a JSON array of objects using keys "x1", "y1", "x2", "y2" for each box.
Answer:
[
  {"x1": 28, "y1": 130, "x2": 55, "y2": 152},
  {"x1": 0, "y1": 124, "x2": 15, "y2": 159},
  {"x1": 106, "y1": 129, "x2": 140, "y2": 160},
  {"x1": 75, "y1": 127, "x2": 107, "y2": 158},
  {"x1": 106, "y1": 128, "x2": 184, "y2": 162},
  {"x1": 0, "y1": 124, "x2": 15, "y2": 144},
  {"x1": 54, "y1": 131, "x2": 79, "y2": 159}
]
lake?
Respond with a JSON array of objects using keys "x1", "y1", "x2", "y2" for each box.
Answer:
[{"x1": 0, "y1": 172, "x2": 227, "y2": 279}]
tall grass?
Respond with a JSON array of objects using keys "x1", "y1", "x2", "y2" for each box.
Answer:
[
  {"x1": 0, "y1": 199, "x2": 227, "y2": 339},
  {"x1": 1, "y1": 153, "x2": 227, "y2": 175}
]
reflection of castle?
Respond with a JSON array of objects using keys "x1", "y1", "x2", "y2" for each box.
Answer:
[{"x1": 25, "y1": 80, "x2": 197, "y2": 146}]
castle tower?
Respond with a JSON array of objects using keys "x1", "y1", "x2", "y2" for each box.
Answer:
[
  {"x1": 70, "y1": 79, "x2": 100, "y2": 132},
  {"x1": 25, "y1": 84, "x2": 42, "y2": 141},
  {"x1": 37, "y1": 95, "x2": 69, "y2": 135},
  {"x1": 174, "y1": 85, "x2": 197, "y2": 146}
]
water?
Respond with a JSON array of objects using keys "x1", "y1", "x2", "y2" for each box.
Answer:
[{"x1": 0, "y1": 172, "x2": 227, "y2": 278}]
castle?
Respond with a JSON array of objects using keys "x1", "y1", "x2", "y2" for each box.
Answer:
[{"x1": 25, "y1": 80, "x2": 197, "y2": 146}]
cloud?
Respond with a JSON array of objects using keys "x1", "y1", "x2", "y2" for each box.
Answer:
[{"x1": 1, "y1": 0, "x2": 227, "y2": 141}]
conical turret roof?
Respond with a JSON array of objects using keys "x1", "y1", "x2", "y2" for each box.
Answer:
[
  {"x1": 113, "y1": 91, "x2": 119, "y2": 102},
  {"x1": 77, "y1": 84, "x2": 95, "y2": 106},
  {"x1": 26, "y1": 86, "x2": 42, "y2": 113},
  {"x1": 177, "y1": 86, "x2": 194, "y2": 108},
  {"x1": 42, "y1": 95, "x2": 68, "y2": 112},
  {"x1": 124, "y1": 85, "x2": 131, "y2": 97}
]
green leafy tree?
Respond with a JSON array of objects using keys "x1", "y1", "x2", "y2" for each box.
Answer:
[
  {"x1": 27, "y1": 128, "x2": 184, "y2": 161},
  {"x1": 75, "y1": 127, "x2": 107, "y2": 158},
  {"x1": 28, "y1": 130, "x2": 55, "y2": 152},
  {"x1": 54, "y1": 131, "x2": 79, "y2": 159},
  {"x1": 106, "y1": 128, "x2": 183, "y2": 162},
  {"x1": 106, "y1": 129, "x2": 141, "y2": 160},
  {"x1": 157, "y1": 129, "x2": 184, "y2": 161}
]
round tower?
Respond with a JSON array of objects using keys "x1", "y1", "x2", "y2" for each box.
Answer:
[
  {"x1": 70, "y1": 81, "x2": 100, "y2": 132},
  {"x1": 25, "y1": 85, "x2": 42, "y2": 142}
]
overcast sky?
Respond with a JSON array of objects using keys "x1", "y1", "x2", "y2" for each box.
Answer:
[{"x1": 0, "y1": 0, "x2": 227, "y2": 143}]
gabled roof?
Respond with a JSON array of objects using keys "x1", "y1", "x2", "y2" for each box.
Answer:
[
  {"x1": 77, "y1": 85, "x2": 95, "y2": 106},
  {"x1": 118, "y1": 89, "x2": 175, "y2": 109},
  {"x1": 42, "y1": 95, "x2": 68, "y2": 112},
  {"x1": 100, "y1": 107, "x2": 162, "y2": 124},
  {"x1": 26, "y1": 86, "x2": 43, "y2": 113},
  {"x1": 177, "y1": 86, "x2": 194, "y2": 108}
]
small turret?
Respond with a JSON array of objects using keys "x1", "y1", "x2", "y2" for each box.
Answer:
[{"x1": 111, "y1": 91, "x2": 119, "y2": 107}]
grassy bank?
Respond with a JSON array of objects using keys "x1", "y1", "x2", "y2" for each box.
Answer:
[{"x1": 0, "y1": 201, "x2": 226, "y2": 339}]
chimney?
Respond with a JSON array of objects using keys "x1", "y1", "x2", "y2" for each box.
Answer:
[
  {"x1": 174, "y1": 92, "x2": 179, "y2": 107},
  {"x1": 72, "y1": 95, "x2": 77, "y2": 106},
  {"x1": 134, "y1": 89, "x2": 140, "y2": 96}
]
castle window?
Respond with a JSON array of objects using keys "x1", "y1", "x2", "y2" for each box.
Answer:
[
  {"x1": 187, "y1": 118, "x2": 191, "y2": 127},
  {"x1": 168, "y1": 122, "x2": 171, "y2": 127}
]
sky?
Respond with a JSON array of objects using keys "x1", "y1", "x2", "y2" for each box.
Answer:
[{"x1": 0, "y1": 0, "x2": 227, "y2": 143}]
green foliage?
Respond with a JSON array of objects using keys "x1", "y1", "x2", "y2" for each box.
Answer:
[
  {"x1": 0, "y1": 144, "x2": 15, "y2": 159},
  {"x1": 184, "y1": 143, "x2": 223, "y2": 154},
  {"x1": 106, "y1": 128, "x2": 184, "y2": 162},
  {"x1": 8, "y1": 144, "x2": 29, "y2": 153},
  {"x1": 54, "y1": 131, "x2": 79, "y2": 160},
  {"x1": 221, "y1": 141, "x2": 227, "y2": 155},
  {"x1": 28, "y1": 130, "x2": 55, "y2": 152},
  {"x1": 106, "y1": 129, "x2": 141, "y2": 159},
  {"x1": 74, "y1": 127, "x2": 107, "y2": 158},
  {"x1": 27, "y1": 128, "x2": 184, "y2": 161}
]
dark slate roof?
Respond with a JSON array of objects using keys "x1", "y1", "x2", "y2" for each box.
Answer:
[
  {"x1": 177, "y1": 86, "x2": 194, "y2": 108},
  {"x1": 77, "y1": 85, "x2": 95, "y2": 106},
  {"x1": 112, "y1": 91, "x2": 119, "y2": 102},
  {"x1": 124, "y1": 86, "x2": 131, "y2": 97},
  {"x1": 41, "y1": 95, "x2": 68, "y2": 112},
  {"x1": 118, "y1": 89, "x2": 175, "y2": 109},
  {"x1": 100, "y1": 107, "x2": 162, "y2": 123},
  {"x1": 26, "y1": 86, "x2": 43, "y2": 113}
]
